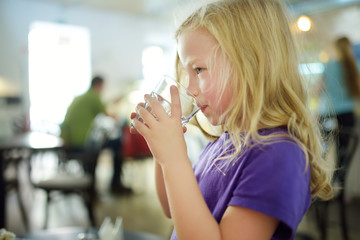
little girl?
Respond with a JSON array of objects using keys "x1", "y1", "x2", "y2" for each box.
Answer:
[{"x1": 131, "y1": 0, "x2": 334, "y2": 239}]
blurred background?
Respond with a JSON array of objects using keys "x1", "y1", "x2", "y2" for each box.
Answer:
[
  {"x1": 1, "y1": 0, "x2": 360, "y2": 136},
  {"x1": 1, "y1": 0, "x2": 360, "y2": 239}
]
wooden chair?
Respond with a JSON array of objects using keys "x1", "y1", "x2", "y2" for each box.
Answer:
[
  {"x1": 30, "y1": 126, "x2": 105, "y2": 229},
  {"x1": 31, "y1": 148, "x2": 98, "y2": 229},
  {"x1": 3, "y1": 148, "x2": 30, "y2": 231}
]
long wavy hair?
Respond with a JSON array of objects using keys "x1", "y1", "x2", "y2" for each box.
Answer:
[
  {"x1": 335, "y1": 37, "x2": 360, "y2": 98},
  {"x1": 175, "y1": 0, "x2": 333, "y2": 200}
]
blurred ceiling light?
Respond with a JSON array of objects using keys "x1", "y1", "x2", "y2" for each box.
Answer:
[
  {"x1": 0, "y1": 77, "x2": 19, "y2": 97},
  {"x1": 297, "y1": 15, "x2": 311, "y2": 32},
  {"x1": 141, "y1": 45, "x2": 165, "y2": 90},
  {"x1": 142, "y1": 46, "x2": 163, "y2": 66}
]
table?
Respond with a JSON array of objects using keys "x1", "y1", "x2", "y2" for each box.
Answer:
[
  {"x1": 16, "y1": 227, "x2": 166, "y2": 240},
  {"x1": 0, "y1": 131, "x2": 64, "y2": 228}
]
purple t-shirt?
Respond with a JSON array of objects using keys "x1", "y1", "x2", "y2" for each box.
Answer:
[{"x1": 170, "y1": 127, "x2": 311, "y2": 240}]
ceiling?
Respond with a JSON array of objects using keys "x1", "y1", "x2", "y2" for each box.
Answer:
[{"x1": 33, "y1": 0, "x2": 360, "y2": 18}]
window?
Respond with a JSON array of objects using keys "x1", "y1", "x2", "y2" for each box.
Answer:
[{"x1": 28, "y1": 21, "x2": 91, "y2": 135}]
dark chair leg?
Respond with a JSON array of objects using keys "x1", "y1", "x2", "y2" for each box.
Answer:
[
  {"x1": 43, "y1": 191, "x2": 50, "y2": 229},
  {"x1": 339, "y1": 192, "x2": 349, "y2": 240},
  {"x1": 322, "y1": 202, "x2": 329, "y2": 240},
  {"x1": 84, "y1": 191, "x2": 95, "y2": 226},
  {"x1": 15, "y1": 182, "x2": 29, "y2": 231},
  {"x1": 315, "y1": 201, "x2": 329, "y2": 240}
]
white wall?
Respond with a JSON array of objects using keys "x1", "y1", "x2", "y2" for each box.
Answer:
[{"x1": 0, "y1": 0, "x2": 176, "y2": 114}]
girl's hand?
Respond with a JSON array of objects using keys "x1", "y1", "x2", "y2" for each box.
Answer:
[
  {"x1": 130, "y1": 86, "x2": 188, "y2": 166},
  {"x1": 129, "y1": 102, "x2": 187, "y2": 134}
]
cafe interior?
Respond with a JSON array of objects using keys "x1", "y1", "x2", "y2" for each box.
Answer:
[{"x1": 1, "y1": 0, "x2": 360, "y2": 239}]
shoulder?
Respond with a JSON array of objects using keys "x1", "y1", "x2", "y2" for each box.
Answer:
[
  {"x1": 86, "y1": 89, "x2": 100, "y2": 98},
  {"x1": 323, "y1": 61, "x2": 340, "y2": 78},
  {"x1": 326, "y1": 59, "x2": 340, "y2": 65},
  {"x1": 325, "y1": 60, "x2": 341, "y2": 68},
  {"x1": 248, "y1": 128, "x2": 305, "y2": 163},
  {"x1": 324, "y1": 60, "x2": 342, "y2": 73},
  {"x1": 231, "y1": 137, "x2": 310, "y2": 239},
  {"x1": 85, "y1": 89, "x2": 103, "y2": 104},
  {"x1": 249, "y1": 138, "x2": 304, "y2": 160},
  {"x1": 237, "y1": 128, "x2": 309, "y2": 190},
  {"x1": 244, "y1": 138, "x2": 306, "y2": 176}
]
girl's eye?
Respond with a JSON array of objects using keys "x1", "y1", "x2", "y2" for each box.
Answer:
[{"x1": 195, "y1": 68, "x2": 203, "y2": 74}]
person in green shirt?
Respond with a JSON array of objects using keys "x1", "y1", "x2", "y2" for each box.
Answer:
[
  {"x1": 61, "y1": 76, "x2": 106, "y2": 147},
  {"x1": 61, "y1": 76, "x2": 131, "y2": 193}
]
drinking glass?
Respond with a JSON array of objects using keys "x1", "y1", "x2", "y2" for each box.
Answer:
[{"x1": 136, "y1": 75, "x2": 203, "y2": 127}]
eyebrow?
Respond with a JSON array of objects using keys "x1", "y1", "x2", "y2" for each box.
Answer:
[{"x1": 183, "y1": 57, "x2": 201, "y2": 68}]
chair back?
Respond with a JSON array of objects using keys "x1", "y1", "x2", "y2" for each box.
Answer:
[
  {"x1": 60, "y1": 121, "x2": 107, "y2": 185},
  {"x1": 121, "y1": 125, "x2": 152, "y2": 159},
  {"x1": 335, "y1": 127, "x2": 359, "y2": 184}
]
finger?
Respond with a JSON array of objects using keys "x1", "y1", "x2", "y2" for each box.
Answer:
[
  {"x1": 129, "y1": 122, "x2": 139, "y2": 134},
  {"x1": 136, "y1": 102, "x2": 145, "y2": 109},
  {"x1": 136, "y1": 103, "x2": 158, "y2": 127},
  {"x1": 131, "y1": 118, "x2": 149, "y2": 137},
  {"x1": 129, "y1": 126, "x2": 138, "y2": 134},
  {"x1": 144, "y1": 94, "x2": 169, "y2": 120},
  {"x1": 183, "y1": 126, "x2": 187, "y2": 133},
  {"x1": 130, "y1": 112, "x2": 137, "y2": 119},
  {"x1": 131, "y1": 103, "x2": 145, "y2": 119},
  {"x1": 170, "y1": 85, "x2": 182, "y2": 119}
]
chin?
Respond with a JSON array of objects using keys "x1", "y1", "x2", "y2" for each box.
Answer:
[
  {"x1": 203, "y1": 110, "x2": 226, "y2": 126},
  {"x1": 208, "y1": 117, "x2": 222, "y2": 126}
]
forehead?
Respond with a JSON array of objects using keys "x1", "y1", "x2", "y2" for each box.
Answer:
[{"x1": 177, "y1": 28, "x2": 218, "y2": 65}]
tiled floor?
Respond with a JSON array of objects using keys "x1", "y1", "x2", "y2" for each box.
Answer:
[{"x1": 5, "y1": 150, "x2": 360, "y2": 240}]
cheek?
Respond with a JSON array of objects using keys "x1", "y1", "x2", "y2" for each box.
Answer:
[
  {"x1": 220, "y1": 87, "x2": 233, "y2": 110},
  {"x1": 201, "y1": 73, "x2": 230, "y2": 105},
  {"x1": 202, "y1": 80, "x2": 232, "y2": 112},
  {"x1": 199, "y1": 78, "x2": 217, "y2": 101}
]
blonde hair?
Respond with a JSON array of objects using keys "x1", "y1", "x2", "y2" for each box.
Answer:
[{"x1": 175, "y1": 0, "x2": 333, "y2": 200}]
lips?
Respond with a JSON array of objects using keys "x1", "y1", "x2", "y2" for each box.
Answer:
[{"x1": 200, "y1": 105, "x2": 207, "y2": 112}]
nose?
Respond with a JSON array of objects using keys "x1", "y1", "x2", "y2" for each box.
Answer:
[{"x1": 187, "y1": 75, "x2": 199, "y2": 97}]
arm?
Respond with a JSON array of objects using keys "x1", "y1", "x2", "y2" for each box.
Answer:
[
  {"x1": 161, "y1": 157, "x2": 279, "y2": 240},
  {"x1": 130, "y1": 112, "x2": 183, "y2": 219},
  {"x1": 220, "y1": 206, "x2": 279, "y2": 240},
  {"x1": 102, "y1": 96, "x2": 125, "y2": 119},
  {"x1": 155, "y1": 160, "x2": 171, "y2": 218}
]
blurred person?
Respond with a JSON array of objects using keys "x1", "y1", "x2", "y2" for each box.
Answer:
[
  {"x1": 320, "y1": 36, "x2": 360, "y2": 162},
  {"x1": 60, "y1": 75, "x2": 132, "y2": 194}
]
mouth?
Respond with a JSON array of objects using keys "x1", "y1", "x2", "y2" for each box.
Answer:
[{"x1": 199, "y1": 105, "x2": 207, "y2": 112}]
